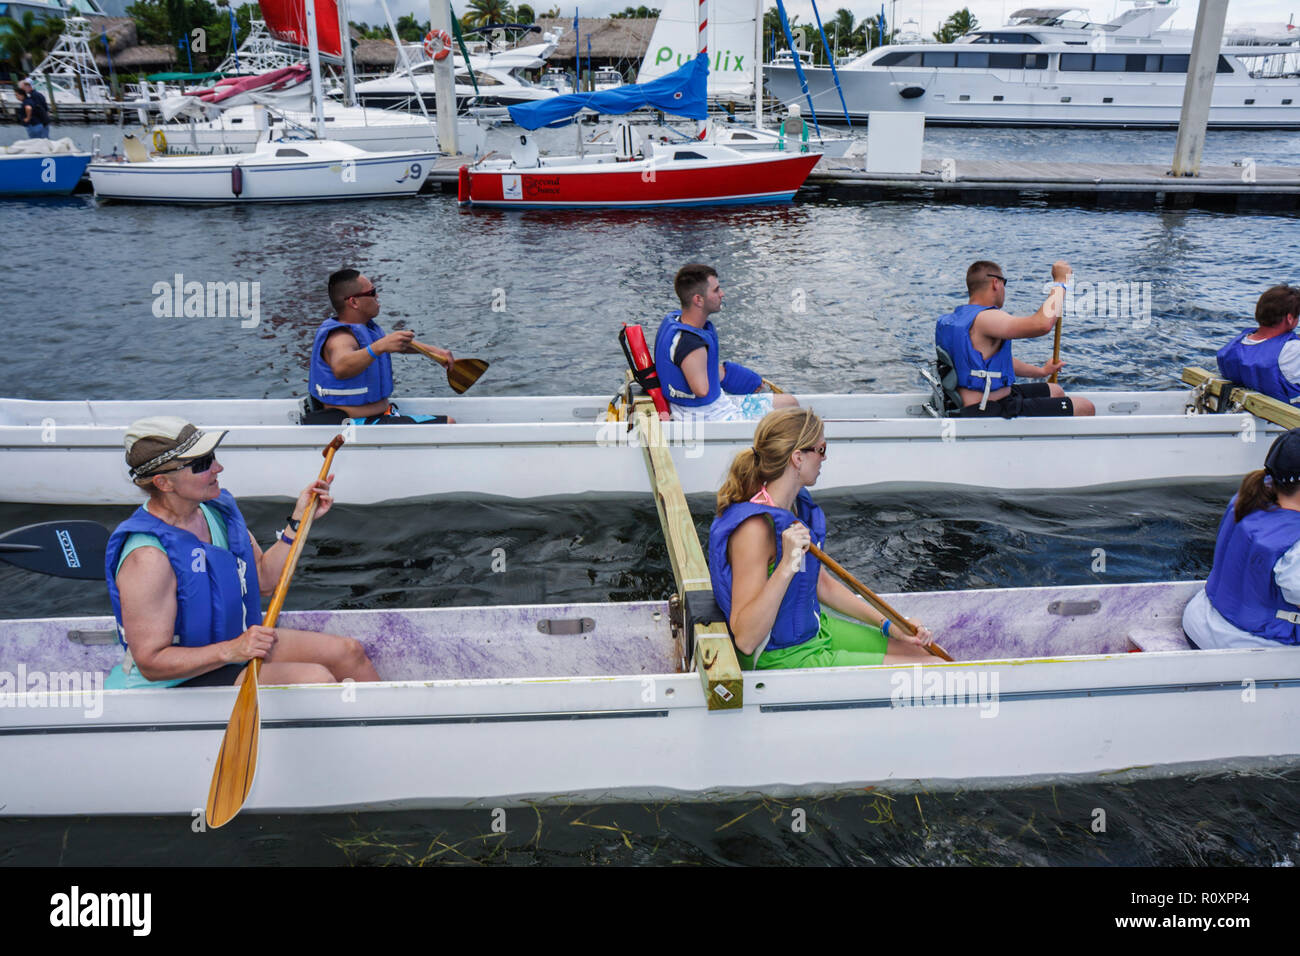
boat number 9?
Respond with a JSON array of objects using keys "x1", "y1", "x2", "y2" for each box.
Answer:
[{"x1": 409, "y1": 163, "x2": 422, "y2": 179}]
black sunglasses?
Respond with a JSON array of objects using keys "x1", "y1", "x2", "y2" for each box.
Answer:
[
  {"x1": 165, "y1": 451, "x2": 216, "y2": 475},
  {"x1": 351, "y1": 287, "x2": 378, "y2": 299},
  {"x1": 800, "y1": 443, "x2": 828, "y2": 458},
  {"x1": 987, "y1": 274, "x2": 1008, "y2": 285}
]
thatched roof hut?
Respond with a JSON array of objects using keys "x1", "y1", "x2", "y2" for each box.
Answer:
[
  {"x1": 95, "y1": 44, "x2": 178, "y2": 72},
  {"x1": 534, "y1": 17, "x2": 656, "y2": 72}
]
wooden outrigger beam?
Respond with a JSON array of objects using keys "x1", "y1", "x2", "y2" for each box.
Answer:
[
  {"x1": 633, "y1": 398, "x2": 743, "y2": 711},
  {"x1": 1182, "y1": 366, "x2": 1300, "y2": 429}
]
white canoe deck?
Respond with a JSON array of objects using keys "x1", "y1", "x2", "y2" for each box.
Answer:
[
  {"x1": 2, "y1": 581, "x2": 1298, "y2": 815},
  {"x1": 0, "y1": 391, "x2": 1276, "y2": 504}
]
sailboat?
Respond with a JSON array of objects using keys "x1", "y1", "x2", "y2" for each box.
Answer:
[
  {"x1": 87, "y1": 0, "x2": 436, "y2": 203},
  {"x1": 457, "y1": 54, "x2": 821, "y2": 209}
]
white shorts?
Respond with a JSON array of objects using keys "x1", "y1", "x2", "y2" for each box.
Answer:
[{"x1": 671, "y1": 392, "x2": 774, "y2": 423}]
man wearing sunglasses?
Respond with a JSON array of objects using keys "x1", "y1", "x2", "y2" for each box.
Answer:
[
  {"x1": 305, "y1": 268, "x2": 457, "y2": 425},
  {"x1": 935, "y1": 259, "x2": 1095, "y2": 418}
]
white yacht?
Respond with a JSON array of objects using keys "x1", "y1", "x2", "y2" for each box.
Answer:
[
  {"x1": 765, "y1": 1, "x2": 1300, "y2": 128},
  {"x1": 353, "y1": 29, "x2": 560, "y2": 112}
]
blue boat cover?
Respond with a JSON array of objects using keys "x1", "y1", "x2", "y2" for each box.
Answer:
[{"x1": 508, "y1": 52, "x2": 709, "y2": 130}]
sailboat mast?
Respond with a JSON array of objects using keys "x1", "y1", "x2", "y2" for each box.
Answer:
[
  {"x1": 754, "y1": 0, "x2": 763, "y2": 127},
  {"x1": 338, "y1": 0, "x2": 357, "y2": 107},
  {"x1": 696, "y1": 0, "x2": 708, "y2": 133},
  {"x1": 303, "y1": 0, "x2": 327, "y2": 137}
]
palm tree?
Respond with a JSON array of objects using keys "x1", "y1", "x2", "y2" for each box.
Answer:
[
  {"x1": 829, "y1": 8, "x2": 855, "y2": 55},
  {"x1": 933, "y1": 8, "x2": 978, "y2": 43},
  {"x1": 466, "y1": 0, "x2": 514, "y2": 28},
  {"x1": 0, "y1": 11, "x2": 59, "y2": 73}
]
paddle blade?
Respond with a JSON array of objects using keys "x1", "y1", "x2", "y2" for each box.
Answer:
[
  {"x1": 446, "y1": 358, "x2": 489, "y2": 394},
  {"x1": 205, "y1": 668, "x2": 261, "y2": 828},
  {"x1": 0, "y1": 521, "x2": 108, "y2": 580}
]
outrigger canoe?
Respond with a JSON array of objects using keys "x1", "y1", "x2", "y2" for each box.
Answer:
[
  {"x1": 1, "y1": 579, "x2": 1298, "y2": 816},
  {"x1": 0, "y1": 382, "x2": 1282, "y2": 504}
]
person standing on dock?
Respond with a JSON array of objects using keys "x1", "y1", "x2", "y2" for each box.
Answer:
[
  {"x1": 1215, "y1": 285, "x2": 1300, "y2": 405},
  {"x1": 304, "y1": 268, "x2": 457, "y2": 424},
  {"x1": 1183, "y1": 428, "x2": 1300, "y2": 650},
  {"x1": 17, "y1": 79, "x2": 50, "y2": 139},
  {"x1": 708, "y1": 408, "x2": 936, "y2": 669},
  {"x1": 653, "y1": 263, "x2": 799, "y2": 421},
  {"x1": 106, "y1": 417, "x2": 380, "y2": 688},
  {"x1": 936, "y1": 260, "x2": 1095, "y2": 418}
]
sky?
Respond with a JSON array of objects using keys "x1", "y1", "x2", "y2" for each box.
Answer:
[{"x1": 236, "y1": 0, "x2": 1298, "y2": 44}]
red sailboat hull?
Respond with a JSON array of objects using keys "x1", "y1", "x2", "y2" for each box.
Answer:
[{"x1": 460, "y1": 150, "x2": 822, "y2": 209}]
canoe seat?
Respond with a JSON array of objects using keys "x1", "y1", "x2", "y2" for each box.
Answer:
[{"x1": 1126, "y1": 627, "x2": 1193, "y2": 653}]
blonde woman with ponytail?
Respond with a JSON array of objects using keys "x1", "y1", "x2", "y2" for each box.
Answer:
[
  {"x1": 706, "y1": 408, "x2": 936, "y2": 669},
  {"x1": 1184, "y1": 428, "x2": 1300, "y2": 649}
]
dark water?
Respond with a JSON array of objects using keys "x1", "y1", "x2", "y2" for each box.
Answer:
[{"x1": 1, "y1": 125, "x2": 1298, "y2": 866}]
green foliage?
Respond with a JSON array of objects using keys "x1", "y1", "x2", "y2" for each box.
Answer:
[
  {"x1": 394, "y1": 13, "x2": 429, "y2": 41},
  {"x1": 610, "y1": 5, "x2": 660, "y2": 17},
  {"x1": 516, "y1": 4, "x2": 535, "y2": 23},
  {"x1": 0, "y1": 11, "x2": 62, "y2": 71},
  {"x1": 933, "y1": 7, "x2": 977, "y2": 43},
  {"x1": 465, "y1": 0, "x2": 514, "y2": 27}
]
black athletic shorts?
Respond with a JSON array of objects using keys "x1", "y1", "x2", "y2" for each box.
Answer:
[
  {"x1": 178, "y1": 663, "x2": 247, "y2": 687},
  {"x1": 956, "y1": 382, "x2": 1073, "y2": 419},
  {"x1": 300, "y1": 407, "x2": 450, "y2": 426}
]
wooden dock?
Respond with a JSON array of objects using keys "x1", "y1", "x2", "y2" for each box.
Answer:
[{"x1": 806, "y1": 156, "x2": 1300, "y2": 211}]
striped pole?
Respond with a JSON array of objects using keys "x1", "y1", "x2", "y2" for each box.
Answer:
[{"x1": 697, "y1": 0, "x2": 708, "y2": 135}]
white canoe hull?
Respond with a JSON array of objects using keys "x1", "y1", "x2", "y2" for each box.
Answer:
[
  {"x1": 2, "y1": 581, "x2": 1297, "y2": 815},
  {"x1": 0, "y1": 391, "x2": 1277, "y2": 504}
]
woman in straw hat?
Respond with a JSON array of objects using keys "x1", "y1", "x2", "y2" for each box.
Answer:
[
  {"x1": 708, "y1": 408, "x2": 937, "y2": 669},
  {"x1": 104, "y1": 416, "x2": 379, "y2": 688}
]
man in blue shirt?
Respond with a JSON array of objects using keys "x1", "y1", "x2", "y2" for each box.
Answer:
[
  {"x1": 17, "y1": 79, "x2": 50, "y2": 138},
  {"x1": 1215, "y1": 285, "x2": 1300, "y2": 405}
]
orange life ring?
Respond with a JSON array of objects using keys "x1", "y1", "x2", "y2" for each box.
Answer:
[{"x1": 423, "y1": 29, "x2": 452, "y2": 60}]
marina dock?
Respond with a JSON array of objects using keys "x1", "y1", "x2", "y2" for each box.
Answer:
[{"x1": 806, "y1": 157, "x2": 1300, "y2": 211}]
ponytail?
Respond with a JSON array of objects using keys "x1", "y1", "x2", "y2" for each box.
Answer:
[
  {"x1": 715, "y1": 408, "x2": 823, "y2": 515},
  {"x1": 1233, "y1": 468, "x2": 1300, "y2": 520}
]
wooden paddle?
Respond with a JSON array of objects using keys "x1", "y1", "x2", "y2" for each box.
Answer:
[
  {"x1": 807, "y1": 542, "x2": 954, "y2": 662},
  {"x1": 762, "y1": 378, "x2": 787, "y2": 394},
  {"x1": 1049, "y1": 286, "x2": 1064, "y2": 385},
  {"x1": 205, "y1": 434, "x2": 344, "y2": 829},
  {"x1": 410, "y1": 341, "x2": 489, "y2": 394},
  {"x1": 0, "y1": 521, "x2": 108, "y2": 580}
]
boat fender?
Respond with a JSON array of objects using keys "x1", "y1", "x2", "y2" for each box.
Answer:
[
  {"x1": 231, "y1": 163, "x2": 243, "y2": 198},
  {"x1": 457, "y1": 164, "x2": 470, "y2": 204},
  {"x1": 618, "y1": 323, "x2": 671, "y2": 419},
  {"x1": 424, "y1": 29, "x2": 453, "y2": 60},
  {"x1": 899, "y1": 86, "x2": 926, "y2": 99},
  {"x1": 152, "y1": 129, "x2": 168, "y2": 153}
]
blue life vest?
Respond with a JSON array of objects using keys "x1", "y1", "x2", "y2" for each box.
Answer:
[
  {"x1": 105, "y1": 490, "x2": 262, "y2": 650},
  {"x1": 1215, "y1": 330, "x2": 1300, "y2": 405},
  {"x1": 1204, "y1": 495, "x2": 1300, "y2": 645},
  {"x1": 708, "y1": 489, "x2": 827, "y2": 652},
  {"x1": 308, "y1": 317, "x2": 394, "y2": 406},
  {"x1": 653, "y1": 311, "x2": 720, "y2": 407},
  {"x1": 935, "y1": 304, "x2": 1014, "y2": 397}
]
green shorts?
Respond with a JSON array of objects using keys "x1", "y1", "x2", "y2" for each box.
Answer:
[{"x1": 738, "y1": 612, "x2": 889, "y2": 670}]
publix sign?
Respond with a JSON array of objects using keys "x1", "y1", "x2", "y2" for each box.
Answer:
[{"x1": 654, "y1": 47, "x2": 747, "y2": 74}]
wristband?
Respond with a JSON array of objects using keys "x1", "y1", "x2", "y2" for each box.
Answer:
[
  {"x1": 721, "y1": 361, "x2": 763, "y2": 395},
  {"x1": 285, "y1": 515, "x2": 300, "y2": 531},
  {"x1": 1053, "y1": 282, "x2": 1068, "y2": 290},
  {"x1": 279, "y1": 529, "x2": 296, "y2": 545},
  {"x1": 366, "y1": 344, "x2": 378, "y2": 359},
  {"x1": 882, "y1": 619, "x2": 891, "y2": 638}
]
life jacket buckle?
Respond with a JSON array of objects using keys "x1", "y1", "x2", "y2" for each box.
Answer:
[
  {"x1": 970, "y1": 370, "x2": 1002, "y2": 411},
  {"x1": 1275, "y1": 610, "x2": 1300, "y2": 624}
]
